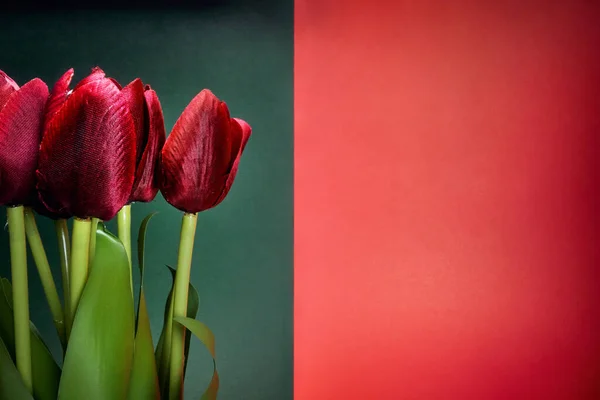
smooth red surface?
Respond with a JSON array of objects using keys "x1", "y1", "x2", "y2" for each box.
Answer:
[{"x1": 294, "y1": 1, "x2": 600, "y2": 399}]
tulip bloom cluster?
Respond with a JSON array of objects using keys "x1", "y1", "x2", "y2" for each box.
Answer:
[{"x1": 0, "y1": 67, "x2": 251, "y2": 400}]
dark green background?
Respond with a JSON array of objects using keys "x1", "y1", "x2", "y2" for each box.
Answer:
[{"x1": 0, "y1": 3, "x2": 292, "y2": 399}]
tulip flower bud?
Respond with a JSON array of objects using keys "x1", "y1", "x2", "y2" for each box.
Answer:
[
  {"x1": 159, "y1": 89, "x2": 251, "y2": 214},
  {"x1": 122, "y1": 80, "x2": 166, "y2": 203},
  {"x1": 0, "y1": 71, "x2": 49, "y2": 207},
  {"x1": 36, "y1": 68, "x2": 136, "y2": 221}
]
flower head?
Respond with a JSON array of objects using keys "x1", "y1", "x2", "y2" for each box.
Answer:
[
  {"x1": 0, "y1": 70, "x2": 49, "y2": 206},
  {"x1": 36, "y1": 67, "x2": 136, "y2": 220},
  {"x1": 122, "y1": 80, "x2": 166, "y2": 203},
  {"x1": 159, "y1": 89, "x2": 251, "y2": 214}
]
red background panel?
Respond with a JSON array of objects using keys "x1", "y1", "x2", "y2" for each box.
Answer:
[{"x1": 295, "y1": 1, "x2": 600, "y2": 399}]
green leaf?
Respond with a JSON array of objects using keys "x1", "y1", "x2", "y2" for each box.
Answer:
[
  {"x1": 155, "y1": 266, "x2": 200, "y2": 397},
  {"x1": 0, "y1": 336, "x2": 34, "y2": 400},
  {"x1": 178, "y1": 270, "x2": 200, "y2": 377},
  {"x1": 0, "y1": 278, "x2": 60, "y2": 400},
  {"x1": 155, "y1": 286, "x2": 173, "y2": 399},
  {"x1": 173, "y1": 317, "x2": 219, "y2": 400},
  {"x1": 127, "y1": 213, "x2": 159, "y2": 400},
  {"x1": 1, "y1": 279, "x2": 12, "y2": 308},
  {"x1": 58, "y1": 227, "x2": 135, "y2": 400}
]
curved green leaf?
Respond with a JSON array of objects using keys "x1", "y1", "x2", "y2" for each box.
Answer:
[
  {"x1": 127, "y1": 213, "x2": 159, "y2": 400},
  {"x1": 155, "y1": 286, "x2": 173, "y2": 398},
  {"x1": 0, "y1": 336, "x2": 34, "y2": 400},
  {"x1": 0, "y1": 278, "x2": 60, "y2": 400},
  {"x1": 177, "y1": 268, "x2": 200, "y2": 378},
  {"x1": 58, "y1": 227, "x2": 135, "y2": 400},
  {"x1": 155, "y1": 266, "x2": 200, "y2": 397},
  {"x1": 173, "y1": 317, "x2": 219, "y2": 400},
  {"x1": 136, "y1": 213, "x2": 158, "y2": 325},
  {"x1": 1, "y1": 279, "x2": 12, "y2": 308}
]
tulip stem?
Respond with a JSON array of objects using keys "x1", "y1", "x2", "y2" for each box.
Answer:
[
  {"x1": 24, "y1": 208, "x2": 66, "y2": 349},
  {"x1": 117, "y1": 205, "x2": 133, "y2": 294},
  {"x1": 7, "y1": 205, "x2": 33, "y2": 393},
  {"x1": 67, "y1": 218, "x2": 91, "y2": 336},
  {"x1": 89, "y1": 217, "x2": 100, "y2": 266},
  {"x1": 54, "y1": 219, "x2": 71, "y2": 324},
  {"x1": 168, "y1": 212, "x2": 198, "y2": 400}
]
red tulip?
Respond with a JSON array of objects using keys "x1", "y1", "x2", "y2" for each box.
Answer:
[
  {"x1": 0, "y1": 70, "x2": 49, "y2": 206},
  {"x1": 121, "y1": 80, "x2": 166, "y2": 203},
  {"x1": 36, "y1": 68, "x2": 136, "y2": 221},
  {"x1": 159, "y1": 89, "x2": 251, "y2": 214}
]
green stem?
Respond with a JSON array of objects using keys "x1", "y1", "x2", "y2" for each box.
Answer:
[
  {"x1": 7, "y1": 206, "x2": 32, "y2": 393},
  {"x1": 89, "y1": 217, "x2": 100, "y2": 267},
  {"x1": 24, "y1": 208, "x2": 66, "y2": 349},
  {"x1": 168, "y1": 213, "x2": 198, "y2": 400},
  {"x1": 117, "y1": 205, "x2": 132, "y2": 293},
  {"x1": 54, "y1": 219, "x2": 70, "y2": 320},
  {"x1": 67, "y1": 218, "x2": 91, "y2": 337}
]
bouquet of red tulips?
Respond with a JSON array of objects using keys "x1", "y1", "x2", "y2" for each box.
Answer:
[{"x1": 0, "y1": 67, "x2": 251, "y2": 400}]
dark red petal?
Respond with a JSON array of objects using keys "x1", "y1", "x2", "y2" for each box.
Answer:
[
  {"x1": 0, "y1": 70, "x2": 19, "y2": 111},
  {"x1": 159, "y1": 89, "x2": 235, "y2": 213},
  {"x1": 36, "y1": 78, "x2": 136, "y2": 220},
  {"x1": 109, "y1": 78, "x2": 122, "y2": 90},
  {"x1": 44, "y1": 68, "x2": 74, "y2": 133},
  {"x1": 0, "y1": 79, "x2": 49, "y2": 206},
  {"x1": 213, "y1": 117, "x2": 252, "y2": 206},
  {"x1": 32, "y1": 195, "x2": 72, "y2": 219},
  {"x1": 121, "y1": 78, "x2": 145, "y2": 166},
  {"x1": 130, "y1": 89, "x2": 166, "y2": 202},
  {"x1": 73, "y1": 67, "x2": 105, "y2": 90}
]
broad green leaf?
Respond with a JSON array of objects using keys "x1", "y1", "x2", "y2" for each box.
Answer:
[
  {"x1": 127, "y1": 213, "x2": 159, "y2": 400},
  {"x1": 0, "y1": 277, "x2": 60, "y2": 400},
  {"x1": 0, "y1": 336, "x2": 34, "y2": 400},
  {"x1": 173, "y1": 317, "x2": 219, "y2": 400},
  {"x1": 58, "y1": 227, "x2": 135, "y2": 400},
  {"x1": 155, "y1": 266, "x2": 200, "y2": 397}
]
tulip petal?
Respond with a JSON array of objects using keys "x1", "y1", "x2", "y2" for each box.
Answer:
[
  {"x1": 121, "y1": 78, "x2": 145, "y2": 166},
  {"x1": 73, "y1": 67, "x2": 105, "y2": 90},
  {"x1": 32, "y1": 198, "x2": 72, "y2": 220},
  {"x1": 214, "y1": 118, "x2": 252, "y2": 206},
  {"x1": 130, "y1": 89, "x2": 166, "y2": 203},
  {"x1": 160, "y1": 89, "x2": 235, "y2": 213},
  {"x1": 0, "y1": 71, "x2": 19, "y2": 111},
  {"x1": 0, "y1": 78, "x2": 49, "y2": 206},
  {"x1": 37, "y1": 78, "x2": 136, "y2": 220},
  {"x1": 44, "y1": 69, "x2": 74, "y2": 133},
  {"x1": 109, "y1": 78, "x2": 122, "y2": 90}
]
